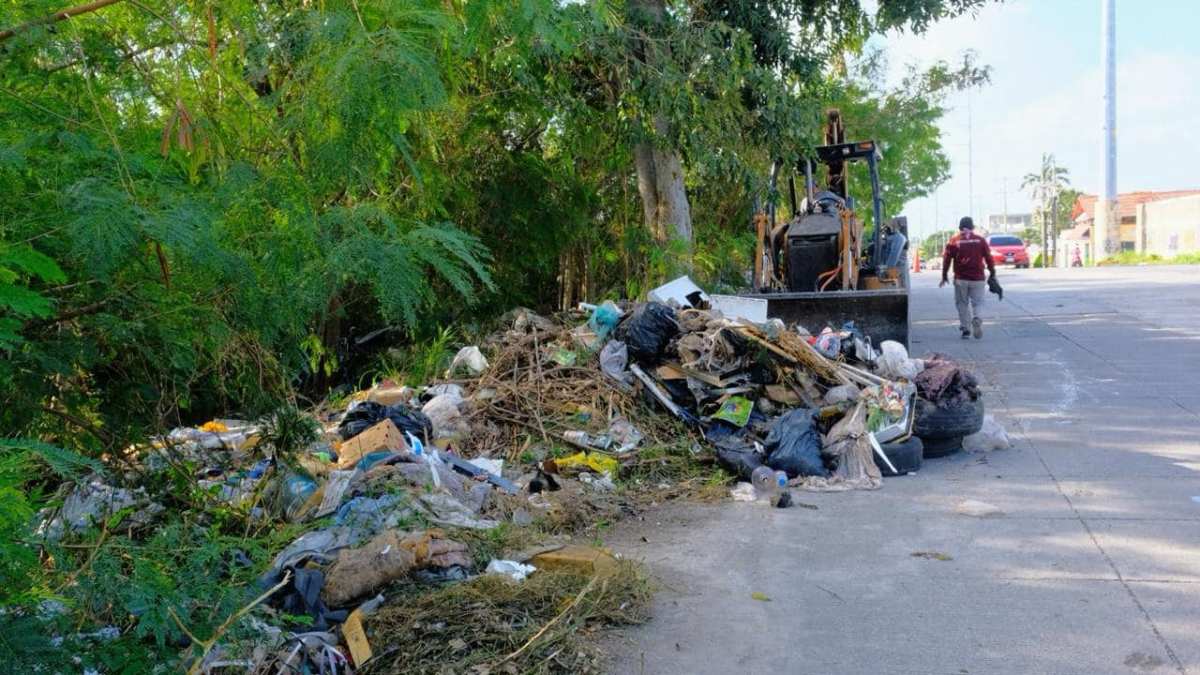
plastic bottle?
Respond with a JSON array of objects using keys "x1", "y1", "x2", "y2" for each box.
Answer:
[{"x1": 751, "y1": 466, "x2": 787, "y2": 505}]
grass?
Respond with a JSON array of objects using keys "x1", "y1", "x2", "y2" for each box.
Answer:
[
  {"x1": 366, "y1": 325, "x2": 460, "y2": 388},
  {"x1": 1096, "y1": 251, "x2": 1200, "y2": 266},
  {"x1": 362, "y1": 562, "x2": 652, "y2": 674}
]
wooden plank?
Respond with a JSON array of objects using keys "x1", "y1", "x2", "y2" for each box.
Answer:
[
  {"x1": 656, "y1": 364, "x2": 688, "y2": 380},
  {"x1": 343, "y1": 609, "x2": 373, "y2": 666}
]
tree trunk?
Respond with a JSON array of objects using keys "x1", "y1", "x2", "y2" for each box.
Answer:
[
  {"x1": 628, "y1": 0, "x2": 693, "y2": 257},
  {"x1": 634, "y1": 119, "x2": 693, "y2": 246}
]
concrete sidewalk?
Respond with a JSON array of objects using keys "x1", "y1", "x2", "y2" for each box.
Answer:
[{"x1": 604, "y1": 266, "x2": 1200, "y2": 675}]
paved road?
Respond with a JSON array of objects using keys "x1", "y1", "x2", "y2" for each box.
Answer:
[{"x1": 605, "y1": 265, "x2": 1200, "y2": 675}]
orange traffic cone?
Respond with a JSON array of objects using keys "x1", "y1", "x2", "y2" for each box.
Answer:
[{"x1": 913, "y1": 248, "x2": 921, "y2": 273}]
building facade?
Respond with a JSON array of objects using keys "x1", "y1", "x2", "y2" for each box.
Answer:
[
  {"x1": 1068, "y1": 190, "x2": 1200, "y2": 262},
  {"x1": 1137, "y1": 194, "x2": 1200, "y2": 257},
  {"x1": 986, "y1": 213, "x2": 1032, "y2": 234}
]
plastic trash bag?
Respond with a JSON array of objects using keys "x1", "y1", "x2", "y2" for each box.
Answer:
[
  {"x1": 588, "y1": 301, "x2": 622, "y2": 341},
  {"x1": 715, "y1": 445, "x2": 762, "y2": 481},
  {"x1": 608, "y1": 417, "x2": 643, "y2": 452},
  {"x1": 988, "y1": 275, "x2": 1004, "y2": 301},
  {"x1": 446, "y1": 346, "x2": 489, "y2": 377},
  {"x1": 729, "y1": 482, "x2": 757, "y2": 502},
  {"x1": 280, "y1": 472, "x2": 320, "y2": 521},
  {"x1": 486, "y1": 559, "x2": 537, "y2": 581},
  {"x1": 814, "y1": 330, "x2": 841, "y2": 359},
  {"x1": 824, "y1": 384, "x2": 860, "y2": 405},
  {"x1": 600, "y1": 340, "x2": 630, "y2": 383},
  {"x1": 338, "y1": 400, "x2": 433, "y2": 442},
  {"x1": 616, "y1": 302, "x2": 678, "y2": 364},
  {"x1": 422, "y1": 392, "x2": 467, "y2": 440},
  {"x1": 876, "y1": 340, "x2": 924, "y2": 380},
  {"x1": 764, "y1": 408, "x2": 829, "y2": 478},
  {"x1": 962, "y1": 414, "x2": 1011, "y2": 452}
]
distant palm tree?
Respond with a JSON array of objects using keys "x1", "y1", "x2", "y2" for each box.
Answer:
[{"x1": 1022, "y1": 153, "x2": 1071, "y2": 267}]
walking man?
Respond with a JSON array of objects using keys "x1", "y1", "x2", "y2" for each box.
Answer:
[{"x1": 940, "y1": 217, "x2": 996, "y2": 339}]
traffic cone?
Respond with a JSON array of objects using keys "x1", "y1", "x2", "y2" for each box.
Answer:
[{"x1": 913, "y1": 248, "x2": 921, "y2": 273}]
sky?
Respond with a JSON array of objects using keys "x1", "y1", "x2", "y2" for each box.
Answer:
[{"x1": 870, "y1": 0, "x2": 1200, "y2": 238}]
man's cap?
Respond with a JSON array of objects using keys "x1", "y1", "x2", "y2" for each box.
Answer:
[{"x1": 959, "y1": 217, "x2": 975, "y2": 230}]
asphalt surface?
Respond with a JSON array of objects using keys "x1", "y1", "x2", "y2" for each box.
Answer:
[{"x1": 604, "y1": 265, "x2": 1200, "y2": 675}]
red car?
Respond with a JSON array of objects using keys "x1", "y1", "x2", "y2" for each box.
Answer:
[{"x1": 987, "y1": 234, "x2": 1030, "y2": 268}]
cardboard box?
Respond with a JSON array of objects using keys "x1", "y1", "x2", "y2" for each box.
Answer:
[{"x1": 337, "y1": 419, "x2": 407, "y2": 469}]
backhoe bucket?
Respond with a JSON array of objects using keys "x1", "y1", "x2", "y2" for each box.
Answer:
[{"x1": 741, "y1": 287, "x2": 911, "y2": 349}]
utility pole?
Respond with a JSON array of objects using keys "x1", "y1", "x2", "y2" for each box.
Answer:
[
  {"x1": 1050, "y1": 194, "x2": 1060, "y2": 267},
  {"x1": 1097, "y1": 0, "x2": 1118, "y2": 261},
  {"x1": 967, "y1": 88, "x2": 975, "y2": 221},
  {"x1": 1002, "y1": 177, "x2": 1009, "y2": 233}
]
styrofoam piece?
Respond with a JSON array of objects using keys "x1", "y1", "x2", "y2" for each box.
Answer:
[
  {"x1": 648, "y1": 275, "x2": 710, "y2": 308},
  {"x1": 710, "y1": 294, "x2": 769, "y2": 323}
]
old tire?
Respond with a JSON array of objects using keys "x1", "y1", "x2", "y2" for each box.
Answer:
[
  {"x1": 922, "y1": 435, "x2": 964, "y2": 459},
  {"x1": 874, "y1": 436, "x2": 923, "y2": 476},
  {"x1": 914, "y1": 397, "x2": 984, "y2": 440}
]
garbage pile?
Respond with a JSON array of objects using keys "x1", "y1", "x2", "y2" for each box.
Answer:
[{"x1": 33, "y1": 277, "x2": 1001, "y2": 672}]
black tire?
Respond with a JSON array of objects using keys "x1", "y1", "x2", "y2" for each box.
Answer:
[
  {"x1": 874, "y1": 436, "x2": 923, "y2": 476},
  {"x1": 922, "y1": 435, "x2": 964, "y2": 459},
  {"x1": 914, "y1": 397, "x2": 984, "y2": 440}
]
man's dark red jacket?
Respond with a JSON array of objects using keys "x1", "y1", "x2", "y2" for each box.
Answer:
[{"x1": 943, "y1": 231, "x2": 994, "y2": 281}]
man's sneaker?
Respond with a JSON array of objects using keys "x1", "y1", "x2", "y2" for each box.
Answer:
[
  {"x1": 961, "y1": 329, "x2": 971, "y2": 339},
  {"x1": 972, "y1": 319, "x2": 983, "y2": 339}
]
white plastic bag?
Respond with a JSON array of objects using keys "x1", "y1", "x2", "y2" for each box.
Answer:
[
  {"x1": 730, "y1": 482, "x2": 757, "y2": 502},
  {"x1": 446, "y1": 346, "x2": 489, "y2": 377},
  {"x1": 422, "y1": 392, "x2": 465, "y2": 440},
  {"x1": 962, "y1": 414, "x2": 1011, "y2": 452},
  {"x1": 486, "y1": 559, "x2": 537, "y2": 581},
  {"x1": 599, "y1": 340, "x2": 630, "y2": 383},
  {"x1": 876, "y1": 340, "x2": 924, "y2": 380}
]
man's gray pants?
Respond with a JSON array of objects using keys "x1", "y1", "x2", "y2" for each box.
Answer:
[{"x1": 954, "y1": 279, "x2": 986, "y2": 332}]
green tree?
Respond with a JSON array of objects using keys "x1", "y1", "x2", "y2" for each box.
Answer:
[
  {"x1": 826, "y1": 49, "x2": 990, "y2": 224},
  {"x1": 921, "y1": 230, "x2": 959, "y2": 261},
  {"x1": 610, "y1": 0, "x2": 997, "y2": 263},
  {"x1": 1021, "y1": 153, "x2": 1071, "y2": 266},
  {"x1": 0, "y1": 1, "x2": 495, "y2": 448}
]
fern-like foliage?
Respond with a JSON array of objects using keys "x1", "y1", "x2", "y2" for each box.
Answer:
[
  {"x1": 323, "y1": 206, "x2": 494, "y2": 329},
  {"x1": 0, "y1": 243, "x2": 66, "y2": 349}
]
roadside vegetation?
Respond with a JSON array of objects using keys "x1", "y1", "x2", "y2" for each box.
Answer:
[
  {"x1": 1097, "y1": 251, "x2": 1200, "y2": 266},
  {"x1": 1, "y1": 0, "x2": 995, "y2": 669}
]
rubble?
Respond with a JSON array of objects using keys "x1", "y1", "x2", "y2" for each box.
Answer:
[{"x1": 26, "y1": 279, "x2": 991, "y2": 673}]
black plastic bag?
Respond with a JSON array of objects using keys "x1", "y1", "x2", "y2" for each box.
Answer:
[
  {"x1": 764, "y1": 408, "x2": 829, "y2": 478},
  {"x1": 616, "y1": 302, "x2": 679, "y2": 364},
  {"x1": 716, "y1": 445, "x2": 763, "y2": 480},
  {"x1": 338, "y1": 400, "x2": 433, "y2": 442},
  {"x1": 988, "y1": 274, "x2": 1004, "y2": 301},
  {"x1": 263, "y1": 566, "x2": 348, "y2": 630},
  {"x1": 705, "y1": 422, "x2": 762, "y2": 480}
]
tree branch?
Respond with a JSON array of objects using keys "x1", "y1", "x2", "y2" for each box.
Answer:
[
  {"x1": 0, "y1": 0, "x2": 126, "y2": 43},
  {"x1": 39, "y1": 405, "x2": 115, "y2": 446},
  {"x1": 181, "y1": 570, "x2": 292, "y2": 675}
]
